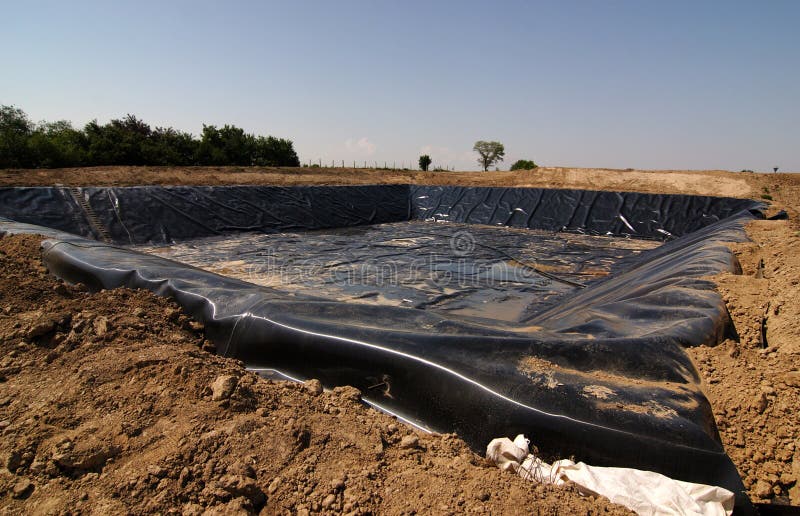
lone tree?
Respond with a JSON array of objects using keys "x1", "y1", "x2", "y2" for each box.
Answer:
[
  {"x1": 418, "y1": 154, "x2": 432, "y2": 171},
  {"x1": 510, "y1": 159, "x2": 537, "y2": 171},
  {"x1": 473, "y1": 141, "x2": 505, "y2": 171}
]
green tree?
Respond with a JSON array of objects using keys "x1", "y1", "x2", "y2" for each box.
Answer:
[
  {"x1": 197, "y1": 125, "x2": 300, "y2": 166},
  {"x1": 143, "y1": 127, "x2": 198, "y2": 166},
  {"x1": 0, "y1": 105, "x2": 301, "y2": 169},
  {"x1": 84, "y1": 114, "x2": 153, "y2": 166},
  {"x1": 28, "y1": 120, "x2": 87, "y2": 168},
  {"x1": 251, "y1": 135, "x2": 300, "y2": 166},
  {"x1": 418, "y1": 154, "x2": 432, "y2": 171},
  {"x1": 509, "y1": 159, "x2": 537, "y2": 171},
  {"x1": 473, "y1": 140, "x2": 505, "y2": 171},
  {"x1": 0, "y1": 105, "x2": 34, "y2": 168},
  {"x1": 196, "y1": 125, "x2": 253, "y2": 166}
]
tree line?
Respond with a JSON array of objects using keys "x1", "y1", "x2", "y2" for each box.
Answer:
[{"x1": 0, "y1": 105, "x2": 300, "y2": 169}]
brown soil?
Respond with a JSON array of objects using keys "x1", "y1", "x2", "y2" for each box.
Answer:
[
  {"x1": 683, "y1": 171, "x2": 800, "y2": 505},
  {"x1": 0, "y1": 165, "x2": 794, "y2": 200},
  {"x1": 687, "y1": 217, "x2": 800, "y2": 505},
  {"x1": 0, "y1": 234, "x2": 629, "y2": 514}
]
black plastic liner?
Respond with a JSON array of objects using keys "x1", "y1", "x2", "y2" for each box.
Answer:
[
  {"x1": 0, "y1": 187, "x2": 96, "y2": 238},
  {"x1": 0, "y1": 185, "x2": 767, "y2": 513},
  {"x1": 0, "y1": 184, "x2": 759, "y2": 244},
  {"x1": 0, "y1": 185, "x2": 410, "y2": 245},
  {"x1": 133, "y1": 222, "x2": 660, "y2": 323},
  {"x1": 411, "y1": 185, "x2": 759, "y2": 239}
]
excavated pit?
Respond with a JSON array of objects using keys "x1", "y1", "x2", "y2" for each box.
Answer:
[{"x1": 0, "y1": 184, "x2": 766, "y2": 513}]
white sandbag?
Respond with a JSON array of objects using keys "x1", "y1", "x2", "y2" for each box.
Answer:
[{"x1": 486, "y1": 435, "x2": 734, "y2": 516}]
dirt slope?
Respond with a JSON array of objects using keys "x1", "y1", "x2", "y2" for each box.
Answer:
[
  {"x1": 687, "y1": 216, "x2": 800, "y2": 505},
  {"x1": 0, "y1": 234, "x2": 629, "y2": 514}
]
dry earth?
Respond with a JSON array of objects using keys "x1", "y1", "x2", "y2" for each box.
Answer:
[
  {"x1": 0, "y1": 165, "x2": 794, "y2": 200},
  {"x1": 0, "y1": 234, "x2": 630, "y2": 515},
  {"x1": 1, "y1": 166, "x2": 800, "y2": 511},
  {"x1": 688, "y1": 217, "x2": 800, "y2": 505}
]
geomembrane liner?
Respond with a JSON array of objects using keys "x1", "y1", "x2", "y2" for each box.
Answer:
[
  {"x1": 0, "y1": 184, "x2": 765, "y2": 513},
  {"x1": 134, "y1": 222, "x2": 659, "y2": 323}
]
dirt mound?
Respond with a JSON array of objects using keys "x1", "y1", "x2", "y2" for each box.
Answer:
[
  {"x1": 0, "y1": 234, "x2": 629, "y2": 514},
  {"x1": 687, "y1": 218, "x2": 800, "y2": 505}
]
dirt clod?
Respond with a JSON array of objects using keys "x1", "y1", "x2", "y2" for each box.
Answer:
[
  {"x1": 11, "y1": 479, "x2": 33, "y2": 499},
  {"x1": 304, "y1": 379, "x2": 323, "y2": 396},
  {"x1": 399, "y1": 434, "x2": 420, "y2": 449},
  {"x1": 210, "y1": 374, "x2": 239, "y2": 401}
]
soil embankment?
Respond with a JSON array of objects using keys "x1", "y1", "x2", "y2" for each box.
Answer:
[{"x1": 0, "y1": 165, "x2": 791, "y2": 200}]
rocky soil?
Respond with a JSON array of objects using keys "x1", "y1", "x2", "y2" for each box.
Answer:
[
  {"x1": 0, "y1": 233, "x2": 628, "y2": 514},
  {"x1": 688, "y1": 217, "x2": 800, "y2": 505}
]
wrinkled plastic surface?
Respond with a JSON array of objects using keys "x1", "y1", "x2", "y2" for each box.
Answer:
[
  {"x1": 0, "y1": 184, "x2": 759, "y2": 244},
  {"x1": 0, "y1": 185, "x2": 765, "y2": 513},
  {"x1": 134, "y1": 222, "x2": 660, "y2": 323},
  {"x1": 411, "y1": 185, "x2": 758, "y2": 239},
  {"x1": 0, "y1": 187, "x2": 96, "y2": 238},
  {"x1": 0, "y1": 185, "x2": 410, "y2": 245}
]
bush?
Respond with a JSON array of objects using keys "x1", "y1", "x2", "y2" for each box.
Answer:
[
  {"x1": 0, "y1": 105, "x2": 300, "y2": 168},
  {"x1": 418, "y1": 155, "x2": 432, "y2": 171},
  {"x1": 509, "y1": 159, "x2": 537, "y2": 171}
]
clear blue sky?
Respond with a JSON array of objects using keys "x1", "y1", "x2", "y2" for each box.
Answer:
[{"x1": 3, "y1": 1, "x2": 798, "y2": 171}]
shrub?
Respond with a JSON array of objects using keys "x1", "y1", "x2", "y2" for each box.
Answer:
[
  {"x1": 418, "y1": 155, "x2": 432, "y2": 171},
  {"x1": 510, "y1": 159, "x2": 537, "y2": 171}
]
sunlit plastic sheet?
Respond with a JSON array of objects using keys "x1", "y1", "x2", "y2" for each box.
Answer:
[
  {"x1": 411, "y1": 185, "x2": 759, "y2": 239},
  {"x1": 0, "y1": 186, "x2": 766, "y2": 513},
  {"x1": 133, "y1": 222, "x2": 660, "y2": 323},
  {"x1": 0, "y1": 184, "x2": 761, "y2": 244},
  {"x1": 0, "y1": 187, "x2": 97, "y2": 238},
  {"x1": 0, "y1": 185, "x2": 410, "y2": 245}
]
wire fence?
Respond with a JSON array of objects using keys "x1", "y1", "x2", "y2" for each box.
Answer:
[{"x1": 300, "y1": 159, "x2": 457, "y2": 171}]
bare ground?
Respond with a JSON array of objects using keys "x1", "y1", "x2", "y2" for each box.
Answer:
[
  {"x1": 1, "y1": 166, "x2": 800, "y2": 510},
  {"x1": 0, "y1": 165, "x2": 790, "y2": 199},
  {"x1": 0, "y1": 234, "x2": 629, "y2": 515},
  {"x1": 688, "y1": 217, "x2": 800, "y2": 504}
]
